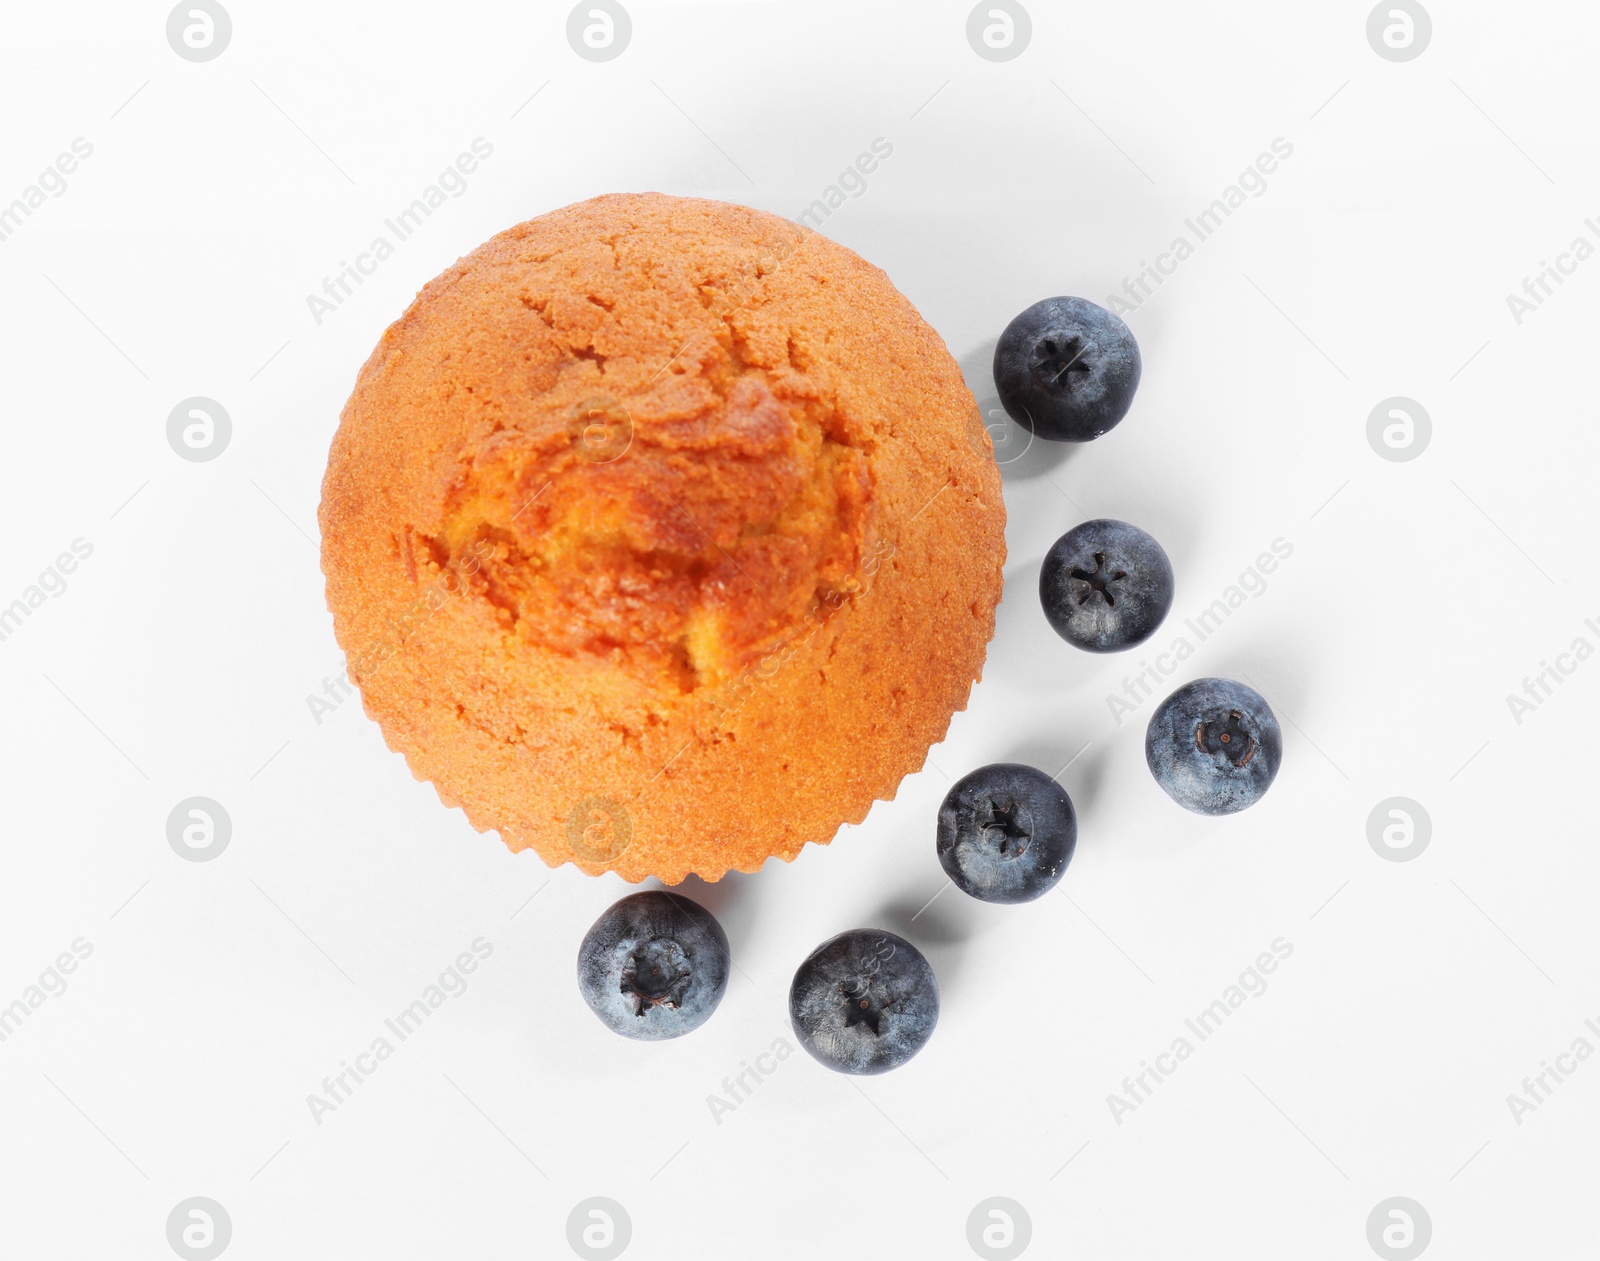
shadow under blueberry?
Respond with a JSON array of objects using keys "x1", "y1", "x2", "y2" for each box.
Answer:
[
  {"x1": 1217, "y1": 652, "x2": 1302, "y2": 706},
  {"x1": 999, "y1": 733, "x2": 1113, "y2": 828},
  {"x1": 660, "y1": 871, "x2": 764, "y2": 969},
  {"x1": 1206, "y1": 649, "x2": 1310, "y2": 746},
  {"x1": 957, "y1": 338, "x2": 1077, "y2": 483},
  {"x1": 866, "y1": 884, "x2": 989, "y2": 994}
]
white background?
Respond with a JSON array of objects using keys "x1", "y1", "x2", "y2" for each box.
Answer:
[{"x1": 2, "y1": 1, "x2": 1596, "y2": 1258}]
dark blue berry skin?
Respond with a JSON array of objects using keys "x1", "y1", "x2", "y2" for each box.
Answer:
[
  {"x1": 789, "y1": 930, "x2": 938, "y2": 1075},
  {"x1": 1145, "y1": 678, "x2": 1283, "y2": 815},
  {"x1": 937, "y1": 764, "x2": 1076, "y2": 903},
  {"x1": 1040, "y1": 519, "x2": 1174, "y2": 653},
  {"x1": 577, "y1": 891, "x2": 730, "y2": 1040},
  {"x1": 993, "y1": 296, "x2": 1141, "y2": 441}
]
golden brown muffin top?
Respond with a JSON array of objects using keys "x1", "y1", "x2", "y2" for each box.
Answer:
[{"x1": 321, "y1": 193, "x2": 1004, "y2": 882}]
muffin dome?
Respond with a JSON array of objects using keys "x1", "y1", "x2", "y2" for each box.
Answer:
[{"x1": 319, "y1": 192, "x2": 1004, "y2": 881}]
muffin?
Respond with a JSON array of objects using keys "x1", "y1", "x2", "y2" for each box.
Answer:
[{"x1": 319, "y1": 192, "x2": 1004, "y2": 882}]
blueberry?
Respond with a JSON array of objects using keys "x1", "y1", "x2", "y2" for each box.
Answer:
[
  {"x1": 1145, "y1": 678, "x2": 1283, "y2": 815},
  {"x1": 1040, "y1": 518, "x2": 1174, "y2": 653},
  {"x1": 936, "y1": 763, "x2": 1076, "y2": 903},
  {"x1": 576, "y1": 891, "x2": 730, "y2": 1040},
  {"x1": 789, "y1": 930, "x2": 938, "y2": 1075},
  {"x1": 993, "y1": 296, "x2": 1141, "y2": 441}
]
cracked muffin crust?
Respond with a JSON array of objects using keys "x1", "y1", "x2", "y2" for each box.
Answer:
[{"x1": 319, "y1": 192, "x2": 1005, "y2": 882}]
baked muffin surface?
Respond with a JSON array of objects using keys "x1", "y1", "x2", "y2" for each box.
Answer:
[{"x1": 320, "y1": 192, "x2": 1004, "y2": 881}]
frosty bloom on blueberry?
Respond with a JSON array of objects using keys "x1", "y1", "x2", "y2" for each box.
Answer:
[
  {"x1": 936, "y1": 763, "x2": 1076, "y2": 903},
  {"x1": 1040, "y1": 519, "x2": 1174, "y2": 653},
  {"x1": 789, "y1": 930, "x2": 938, "y2": 1074},
  {"x1": 577, "y1": 891, "x2": 731, "y2": 1040},
  {"x1": 1145, "y1": 678, "x2": 1282, "y2": 815},
  {"x1": 993, "y1": 296, "x2": 1141, "y2": 441}
]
